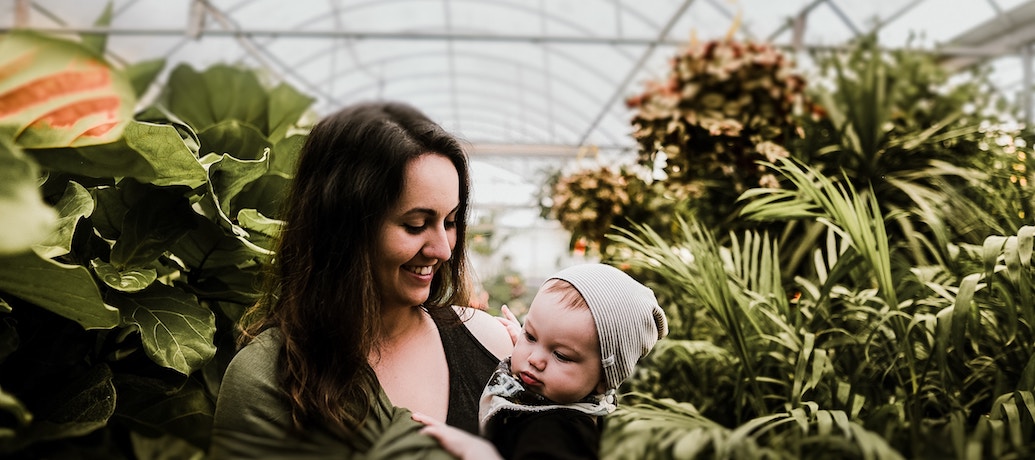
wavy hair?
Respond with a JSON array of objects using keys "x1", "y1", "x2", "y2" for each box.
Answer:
[{"x1": 240, "y1": 101, "x2": 472, "y2": 435}]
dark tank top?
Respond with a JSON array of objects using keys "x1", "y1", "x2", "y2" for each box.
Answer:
[{"x1": 433, "y1": 309, "x2": 501, "y2": 434}]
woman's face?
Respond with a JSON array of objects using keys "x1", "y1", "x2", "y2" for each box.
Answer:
[
  {"x1": 509, "y1": 284, "x2": 604, "y2": 404},
  {"x1": 376, "y1": 153, "x2": 460, "y2": 310}
]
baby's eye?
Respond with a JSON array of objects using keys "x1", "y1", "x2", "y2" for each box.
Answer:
[
  {"x1": 554, "y1": 352, "x2": 572, "y2": 362},
  {"x1": 523, "y1": 331, "x2": 536, "y2": 343}
]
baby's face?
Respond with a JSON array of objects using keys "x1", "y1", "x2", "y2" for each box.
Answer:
[{"x1": 510, "y1": 288, "x2": 604, "y2": 404}]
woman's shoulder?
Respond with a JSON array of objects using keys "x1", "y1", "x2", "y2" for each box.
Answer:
[{"x1": 451, "y1": 306, "x2": 512, "y2": 360}]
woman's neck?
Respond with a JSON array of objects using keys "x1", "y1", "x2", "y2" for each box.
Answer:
[{"x1": 377, "y1": 305, "x2": 430, "y2": 349}]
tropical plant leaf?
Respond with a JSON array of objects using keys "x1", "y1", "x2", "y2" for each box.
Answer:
[
  {"x1": 91, "y1": 258, "x2": 156, "y2": 293},
  {"x1": 107, "y1": 283, "x2": 216, "y2": 375},
  {"x1": 0, "y1": 251, "x2": 118, "y2": 329},
  {"x1": 110, "y1": 186, "x2": 196, "y2": 269},
  {"x1": 27, "y1": 121, "x2": 208, "y2": 189},
  {"x1": 125, "y1": 58, "x2": 166, "y2": 98},
  {"x1": 79, "y1": 1, "x2": 113, "y2": 55},
  {"x1": 115, "y1": 375, "x2": 215, "y2": 450},
  {"x1": 0, "y1": 364, "x2": 116, "y2": 453},
  {"x1": 0, "y1": 137, "x2": 57, "y2": 255},
  {"x1": 32, "y1": 181, "x2": 93, "y2": 259},
  {"x1": 161, "y1": 64, "x2": 268, "y2": 133},
  {"x1": 197, "y1": 120, "x2": 271, "y2": 161},
  {"x1": 0, "y1": 31, "x2": 135, "y2": 147},
  {"x1": 267, "y1": 83, "x2": 315, "y2": 144}
]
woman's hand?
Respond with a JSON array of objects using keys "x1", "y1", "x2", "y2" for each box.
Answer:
[
  {"x1": 412, "y1": 412, "x2": 502, "y2": 460},
  {"x1": 496, "y1": 304, "x2": 521, "y2": 345}
]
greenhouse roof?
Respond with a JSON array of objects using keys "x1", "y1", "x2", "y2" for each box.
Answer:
[{"x1": 6, "y1": 0, "x2": 1034, "y2": 159}]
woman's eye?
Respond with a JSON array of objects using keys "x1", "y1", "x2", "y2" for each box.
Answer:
[
  {"x1": 404, "y1": 223, "x2": 425, "y2": 233},
  {"x1": 444, "y1": 220, "x2": 457, "y2": 229}
]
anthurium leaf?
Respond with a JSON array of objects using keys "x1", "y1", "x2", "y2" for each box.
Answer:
[
  {"x1": 32, "y1": 181, "x2": 94, "y2": 259},
  {"x1": 27, "y1": 121, "x2": 207, "y2": 189},
  {"x1": 91, "y1": 258, "x2": 156, "y2": 293},
  {"x1": 108, "y1": 283, "x2": 216, "y2": 375},
  {"x1": 161, "y1": 64, "x2": 268, "y2": 133},
  {"x1": 0, "y1": 138, "x2": 58, "y2": 255},
  {"x1": 267, "y1": 83, "x2": 315, "y2": 144},
  {"x1": 18, "y1": 364, "x2": 116, "y2": 446},
  {"x1": 197, "y1": 120, "x2": 272, "y2": 161},
  {"x1": 110, "y1": 187, "x2": 196, "y2": 269},
  {"x1": 125, "y1": 58, "x2": 166, "y2": 98},
  {"x1": 0, "y1": 251, "x2": 118, "y2": 329},
  {"x1": 0, "y1": 31, "x2": 135, "y2": 148}
]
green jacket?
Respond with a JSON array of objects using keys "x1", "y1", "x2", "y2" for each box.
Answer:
[{"x1": 209, "y1": 329, "x2": 454, "y2": 459}]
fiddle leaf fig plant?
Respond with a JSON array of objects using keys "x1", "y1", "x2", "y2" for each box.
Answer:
[{"x1": 0, "y1": 28, "x2": 314, "y2": 458}]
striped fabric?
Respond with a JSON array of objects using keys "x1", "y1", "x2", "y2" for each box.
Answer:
[{"x1": 549, "y1": 263, "x2": 668, "y2": 391}]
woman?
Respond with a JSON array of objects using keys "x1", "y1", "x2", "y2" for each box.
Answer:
[{"x1": 209, "y1": 101, "x2": 512, "y2": 458}]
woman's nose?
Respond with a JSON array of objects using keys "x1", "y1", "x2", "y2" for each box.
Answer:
[{"x1": 422, "y1": 224, "x2": 452, "y2": 260}]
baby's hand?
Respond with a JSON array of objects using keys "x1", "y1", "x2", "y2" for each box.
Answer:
[
  {"x1": 496, "y1": 304, "x2": 521, "y2": 345},
  {"x1": 412, "y1": 412, "x2": 501, "y2": 460}
]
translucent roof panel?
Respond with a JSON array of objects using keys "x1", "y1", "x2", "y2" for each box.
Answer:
[
  {"x1": 8, "y1": 0, "x2": 1035, "y2": 279},
  {"x1": 5, "y1": 0, "x2": 1035, "y2": 160}
]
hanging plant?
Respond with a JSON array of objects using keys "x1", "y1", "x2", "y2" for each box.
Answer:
[{"x1": 626, "y1": 38, "x2": 814, "y2": 227}]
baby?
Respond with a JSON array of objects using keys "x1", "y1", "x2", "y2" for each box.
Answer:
[{"x1": 415, "y1": 263, "x2": 668, "y2": 459}]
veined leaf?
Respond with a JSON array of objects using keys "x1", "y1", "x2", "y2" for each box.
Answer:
[
  {"x1": 0, "y1": 251, "x2": 118, "y2": 329},
  {"x1": 0, "y1": 31, "x2": 135, "y2": 147},
  {"x1": 108, "y1": 283, "x2": 216, "y2": 375},
  {"x1": 110, "y1": 188, "x2": 196, "y2": 269},
  {"x1": 32, "y1": 181, "x2": 93, "y2": 259},
  {"x1": 27, "y1": 121, "x2": 208, "y2": 189},
  {"x1": 90, "y1": 258, "x2": 156, "y2": 293},
  {"x1": 11, "y1": 364, "x2": 116, "y2": 449}
]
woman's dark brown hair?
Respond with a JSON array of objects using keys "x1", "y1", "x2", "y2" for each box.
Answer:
[{"x1": 239, "y1": 101, "x2": 472, "y2": 435}]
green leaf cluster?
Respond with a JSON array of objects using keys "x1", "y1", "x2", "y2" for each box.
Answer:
[{"x1": 0, "y1": 28, "x2": 313, "y2": 457}]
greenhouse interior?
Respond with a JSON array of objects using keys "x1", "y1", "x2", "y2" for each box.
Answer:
[{"x1": 2, "y1": 0, "x2": 1035, "y2": 458}]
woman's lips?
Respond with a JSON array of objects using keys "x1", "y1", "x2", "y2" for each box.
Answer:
[{"x1": 519, "y1": 371, "x2": 541, "y2": 386}]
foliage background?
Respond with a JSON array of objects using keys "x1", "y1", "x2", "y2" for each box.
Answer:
[{"x1": 3, "y1": 15, "x2": 1035, "y2": 460}]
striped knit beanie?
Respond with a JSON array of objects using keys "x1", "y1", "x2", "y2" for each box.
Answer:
[{"x1": 548, "y1": 263, "x2": 668, "y2": 391}]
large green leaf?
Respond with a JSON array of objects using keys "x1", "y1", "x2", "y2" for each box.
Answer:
[
  {"x1": 0, "y1": 31, "x2": 135, "y2": 148},
  {"x1": 32, "y1": 181, "x2": 93, "y2": 259},
  {"x1": 0, "y1": 364, "x2": 116, "y2": 453},
  {"x1": 115, "y1": 375, "x2": 214, "y2": 450},
  {"x1": 161, "y1": 64, "x2": 268, "y2": 134},
  {"x1": 267, "y1": 83, "x2": 315, "y2": 144},
  {"x1": 108, "y1": 283, "x2": 216, "y2": 375},
  {"x1": 125, "y1": 58, "x2": 166, "y2": 98},
  {"x1": 0, "y1": 138, "x2": 57, "y2": 255},
  {"x1": 27, "y1": 121, "x2": 207, "y2": 189},
  {"x1": 110, "y1": 186, "x2": 197, "y2": 269},
  {"x1": 91, "y1": 258, "x2": 157, "y2": 293},
  {"x1": 197, "y1": 120, "x2": 271, "y2": 161},
  {"x1": 0, "y1": 251, "x2": 118, "y2": 329}
]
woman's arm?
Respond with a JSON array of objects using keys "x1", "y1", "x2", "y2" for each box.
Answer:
[{"x1": 454, "y1": 306, "x2": 513, "y2": 360}]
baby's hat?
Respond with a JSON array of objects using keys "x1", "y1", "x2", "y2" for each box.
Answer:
[{"x1": 548, "y1": 263, "x2": 668, "y2": 391}]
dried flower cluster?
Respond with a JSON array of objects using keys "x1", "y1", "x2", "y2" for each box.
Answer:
[
  {"x1": 547, "y1": 163, "x2": 640, "y2": 251},
  {"x1": 626, "y1": 39, "x2": 809, "y2": 195}
]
